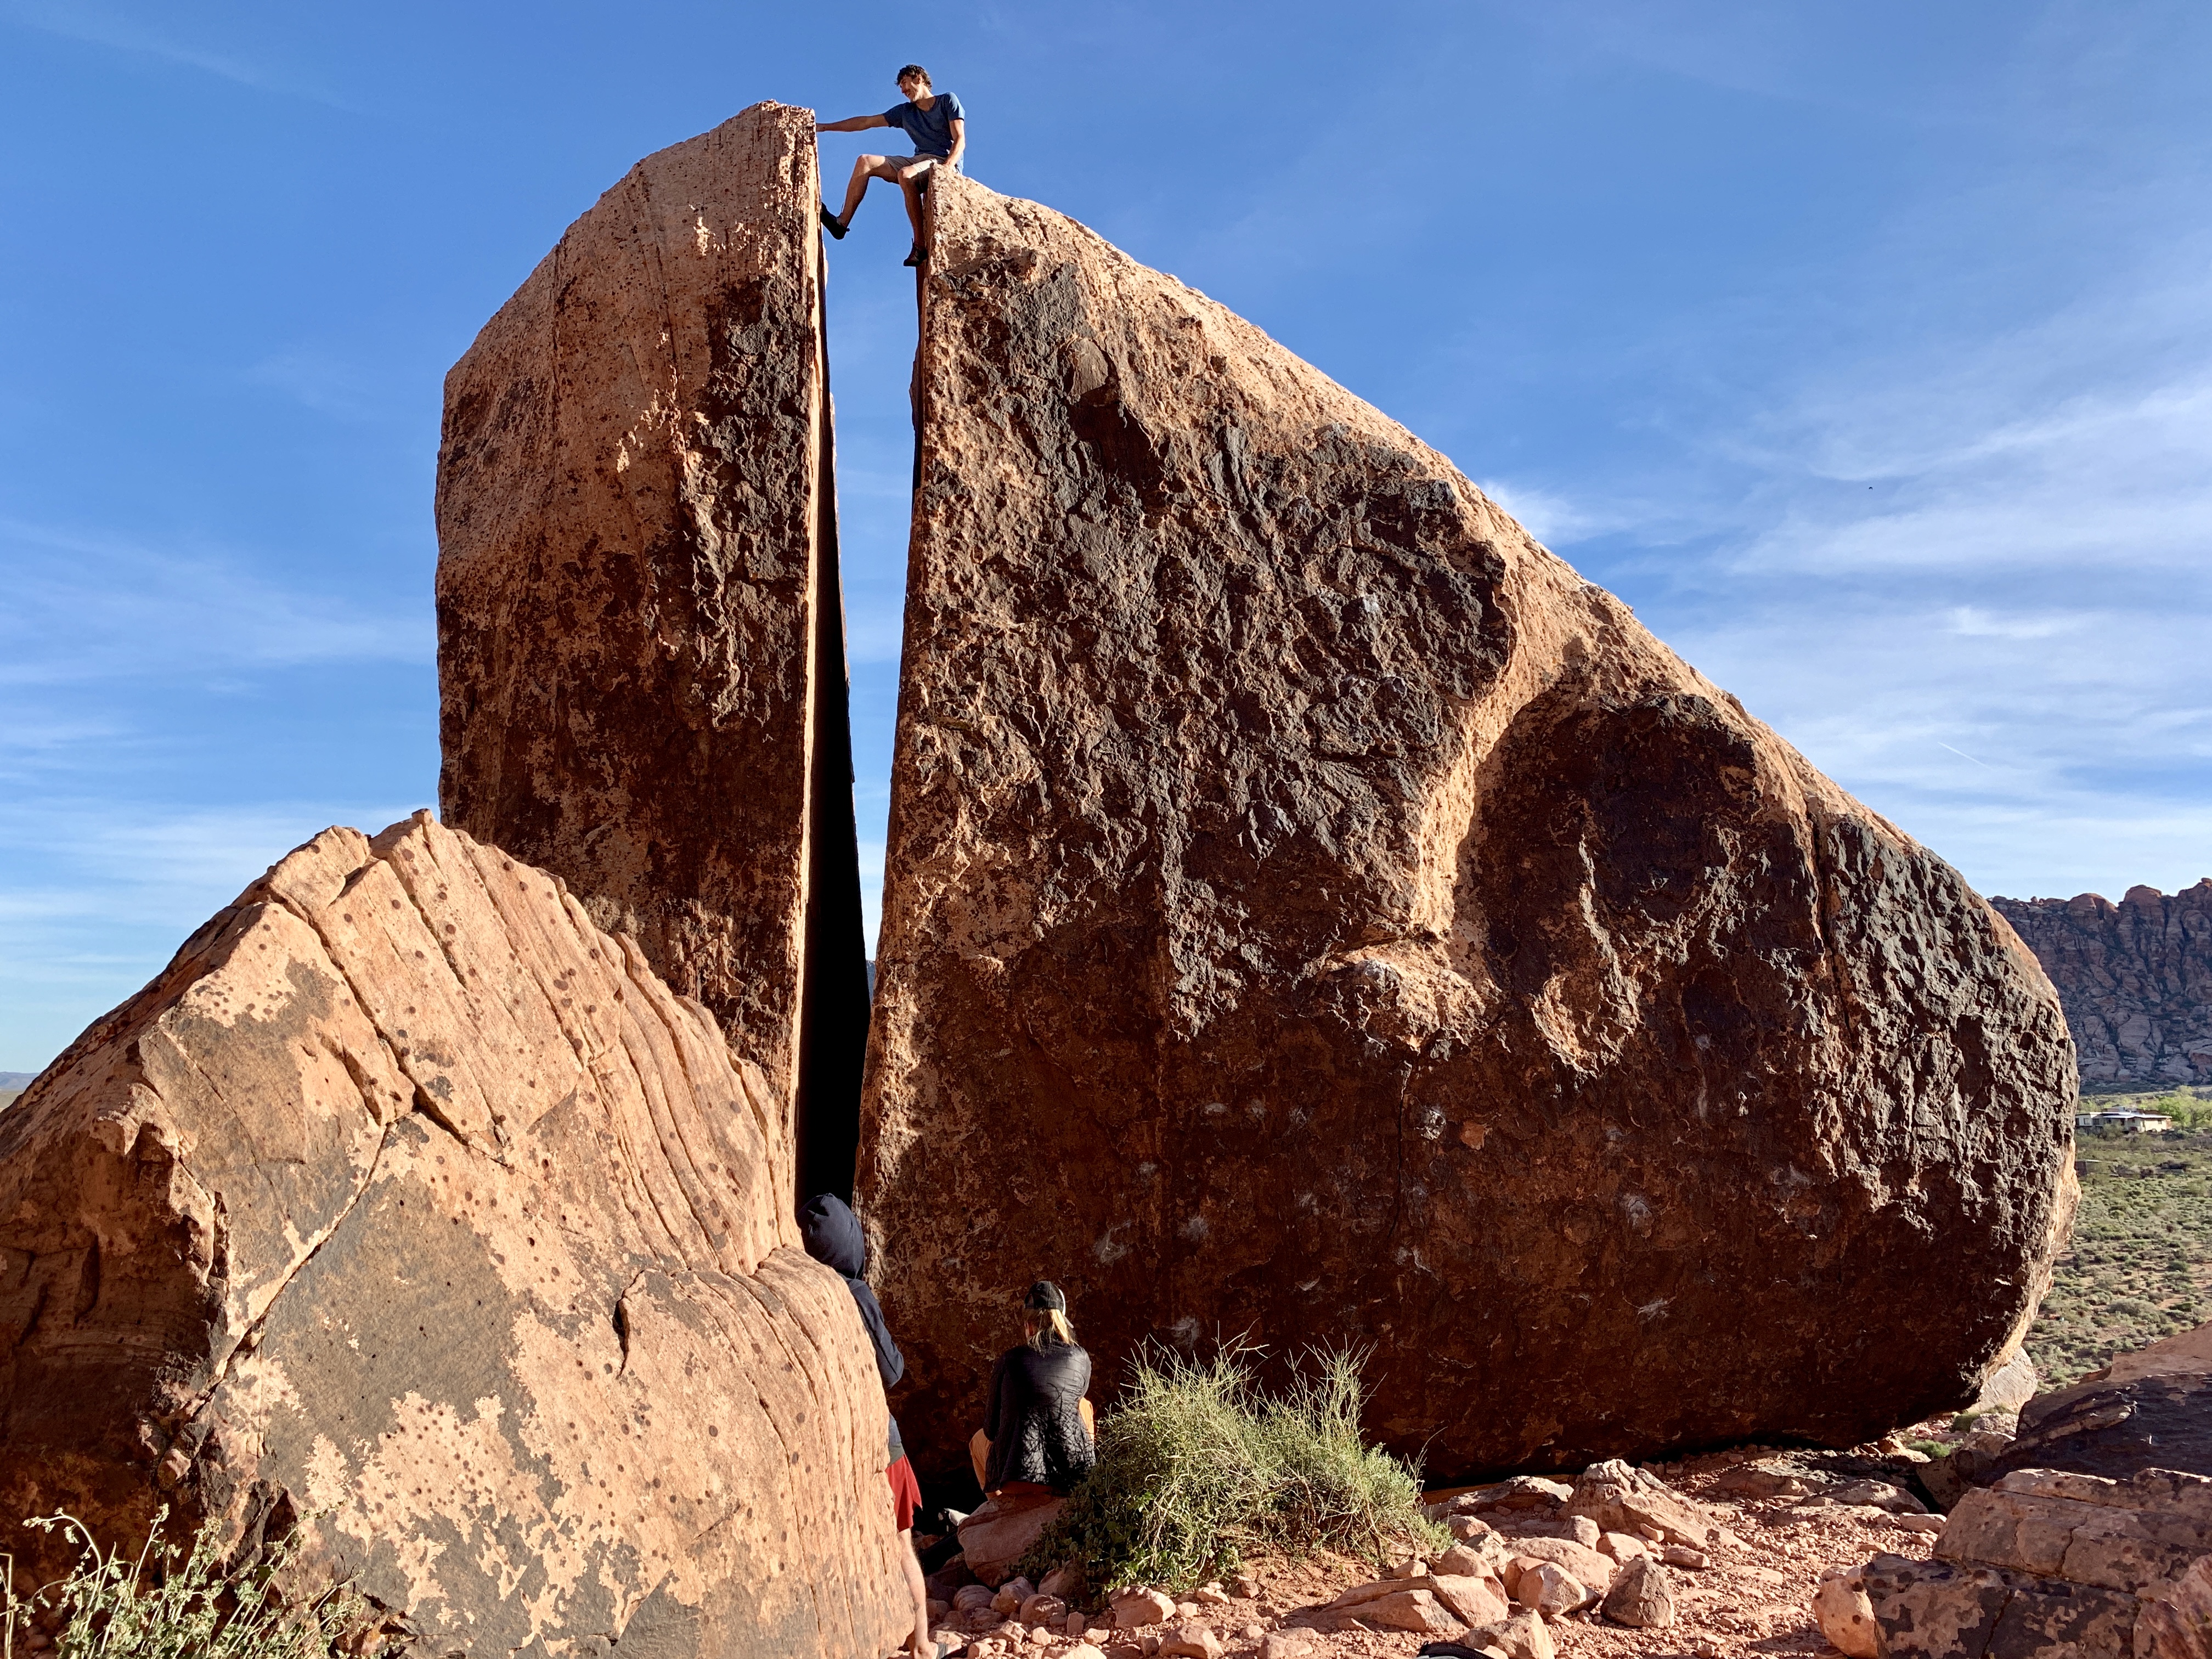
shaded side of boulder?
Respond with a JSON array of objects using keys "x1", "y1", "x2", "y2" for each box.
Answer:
[
  {"x1": 1990, "y1": 1370, "x2": 2212, "y2": 1484},
  {"x1": 856, "y1": 170, "x2": 2079, "y2": 1479},
  {"x1": 435, "y1": 102, "x2": 870, "y2": 1176},
  {"x1": 0, "y1": 815, "x2": 906, "y2": 1658}
]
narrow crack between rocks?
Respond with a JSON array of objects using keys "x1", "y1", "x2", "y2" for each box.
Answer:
[{"x1": 790, "y1": 247, "x2": 873, "y2": 1207}]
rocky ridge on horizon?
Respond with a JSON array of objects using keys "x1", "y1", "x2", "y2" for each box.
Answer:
[{"x1": 1991, "y1": 881, "x2": 2212, "y2": 1092}]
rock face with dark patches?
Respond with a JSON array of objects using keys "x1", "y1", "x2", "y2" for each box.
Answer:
[
  {"x1": 0, "y1": 815, "x2": 907, "y2": 1658},
  {"x1": 857, "y1": 172, "x2": 2079, "y2": 1480},
  {"x1": 1863, "y1": 1468, "x2": 2212, "y2": 1658},
  {"x1": 435, "y1": 101, "x2": 870, "y2": 1190},
  {"x1": 1990, "y1": 883, "x2": 2212, "y2": 1090}
]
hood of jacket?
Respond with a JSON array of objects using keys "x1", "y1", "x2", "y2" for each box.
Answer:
[{"x1": 798, "y1": 1192, "x2": 866, "y2": 1278}]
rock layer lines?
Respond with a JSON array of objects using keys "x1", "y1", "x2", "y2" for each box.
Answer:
[
  {"x1": 859, "y1": 172, "x2": 2079, "y2": 1479},
  {"x1": 0, "y1": 815, "x2": 906, "y2": 1658}
]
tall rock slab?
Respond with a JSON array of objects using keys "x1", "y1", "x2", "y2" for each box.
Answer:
[
  {"x1": 858, "y1": 174, "x2": 2079, "y2": 1479},
  {"x1": 0, "y1": 815, "x2": 909, "y2": 1658},
  {"x1": 436, "y1": 103, "x2": 869, "y2": 1195},
  {"x1": 1990, "y1": 883, "x2": 2212, "y2": 1090}
]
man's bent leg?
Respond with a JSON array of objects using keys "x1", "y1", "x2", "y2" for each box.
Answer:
[
  {"x1": 838, "y1": 155, "x2": 888, "y2": 227},
  {"x1": 969, "y1": 1428, "x2": 991, "y2": 1492}
]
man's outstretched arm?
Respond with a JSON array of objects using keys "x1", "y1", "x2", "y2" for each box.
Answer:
[{"x1": 816, "y1": 114, "x2": 891, "y2": 133}]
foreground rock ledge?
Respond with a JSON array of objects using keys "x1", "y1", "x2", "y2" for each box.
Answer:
[
  {"x1": 860, "y1": 171, "x2": 2079, "y2": 1479},
  {"x1": 0, "y1": 814, "x2": 906, "y2": 1658}
]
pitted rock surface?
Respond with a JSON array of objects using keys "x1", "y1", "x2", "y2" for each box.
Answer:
[
  {"x1": 1861, "y1": 1467, "x2": 2212, "y2": 1657},
  {"x1": 436, "y1": 101, "x2": 870, "y2": 1143},
  {"x1": 858, "y1": 171, "x2": 2079, "y2": 1479},
  {"x1": 0, "y1": 815, "x2": 906, "y2": 1657},
  {"x1": 1989, "y1": 882, "x2": 2212, "y2": 1089}
]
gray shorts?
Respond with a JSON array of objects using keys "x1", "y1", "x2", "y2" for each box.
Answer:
[{"x1": 868, "y1": 153, "x2": 959, "y2": 182}]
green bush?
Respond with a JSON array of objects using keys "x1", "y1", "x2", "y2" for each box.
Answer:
[
  {"x1": 3, "y1": 1508, "x2": 368, "y2": 1659},
  {"x1": 1020, "y1": 1346, "x2": 1442, "y2": 1596}
]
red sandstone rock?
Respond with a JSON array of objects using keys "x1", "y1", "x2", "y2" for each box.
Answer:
[
  {"x1": 857, "y1": 170, "x2": 2078, "y2": 1480},
  {"x1": 1990, "y1": 881, "x2": 2212, "y2": 1089},
  {"x1": 0, "y1": 815, "x2": 906, "y2": 1657},
  {"x1": 435, "y1": 103, "x2": 870, "y2": 1189}
]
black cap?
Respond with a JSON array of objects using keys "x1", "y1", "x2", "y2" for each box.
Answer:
[{"x1": 1024, "y1": 1279, "x2": 1066, "y2": 1312}]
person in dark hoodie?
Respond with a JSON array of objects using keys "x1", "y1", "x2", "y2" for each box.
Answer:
[
  {"x1": 799, "y1": 1194, "x2": 939, "y2": 1659},
  {"x1": 968, "y1": 1280, "x2": 1097, "y2": 1496}
]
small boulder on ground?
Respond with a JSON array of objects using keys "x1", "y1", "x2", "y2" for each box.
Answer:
[
  {"x1": 1813, "y1": 1567, "x2": 1879, "y2": 1659},
  {"x1": 1459, "y1": 1611, "x2": 1556, "y2": 1659},
  {"x1": 1019, "y1": 1593, "x2": 1068, "y2": 1628},
  {"x1": 1565, "y1": 1459, "x2": 1725, "y2": 1549},
  {"x1": 1111, "y1": 1589, "x2": 1179, "y2": 1629},
  {"x1": 1513, "y1": 1561, "x2": 1593, "y2": 1617},
  {"x1": 1436, "y1": 1542, "x2": 1506, "y2": 1577},
  {"x1": 1157, "y1": 1623, "x2": 1224, "y2": 1658},
  {"x1": 1599, "y1": 1555, "x2": 1675, "y2": 1628},
  {"x1": 961, "y1": 1495, "x2": 1063, "y2": 1587},
  {"x1": 1357, "y1": 1589, "x2": 1460, "y2": 1635},
  {"x1": 1505, "y1": 1536, "x2": 1615, "y2": 1589}
]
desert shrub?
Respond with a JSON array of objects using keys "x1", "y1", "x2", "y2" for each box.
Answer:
[
  {"x1": 1020, "y1": 1346, "x2": 1441, "y2": 1596},
  {"x1": 3, "y1": 1508, "x2": 369, "y2": 1659}
]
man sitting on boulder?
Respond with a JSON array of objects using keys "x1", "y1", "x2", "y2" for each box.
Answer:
[{"x1": 817, "y1": 64, "x2": 966, "y2": 267}]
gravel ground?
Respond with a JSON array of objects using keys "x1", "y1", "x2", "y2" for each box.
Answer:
[{"x1": 936, "y1": 1438, "x2": 1953, "y2": 1659}]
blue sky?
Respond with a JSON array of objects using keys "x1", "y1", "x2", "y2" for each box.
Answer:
[{"x1": 3, "y1": 1, "x2": 2208, "y2": 1073}]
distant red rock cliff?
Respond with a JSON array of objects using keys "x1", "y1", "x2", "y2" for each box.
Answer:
[{"x1": 1990, "y1": 882, "x2": 2212, "y2": 1090}]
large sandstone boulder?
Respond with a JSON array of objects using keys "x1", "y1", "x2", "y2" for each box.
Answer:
[
  {"x1": 436, "y1": 101, "x2": 870, "y2": 1195},
  {"x1": 0, "y1": 814, "x2": 907, "y2": 1657},
  {"x1": 857, "y1": 172, "x2": 2078, "y2": 1478}
]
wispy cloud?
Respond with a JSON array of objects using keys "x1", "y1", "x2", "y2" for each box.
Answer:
[
  {"x1": 1480, "y1": 212, "x2": 2212, "y2": 911},
  {"x1": 0, "y1": 517, "x2": 428, "y2": 689},
  {"x1": 4, "y1": 2, "x2": 353, "y2": 107},
  {"x1": 243, "y1": 349, "x2": 389, "y2": 420}
]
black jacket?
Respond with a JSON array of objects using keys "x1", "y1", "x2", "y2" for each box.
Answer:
[
  {"x1": 798, "y1": 1194, "x2": 904, "y2": 1463},
  {"x1": 983, "y1": 1339, "x2": 1095, "y2": 1493}
]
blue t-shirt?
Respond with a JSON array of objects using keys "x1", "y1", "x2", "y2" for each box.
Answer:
[{"x1": 882, "y1": 91, "x2": 965, "y2": 158}]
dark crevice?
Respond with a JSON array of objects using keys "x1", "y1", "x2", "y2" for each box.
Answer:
[{"x1": 792, "y1": 273, "x2": 873, "y2": 1205}]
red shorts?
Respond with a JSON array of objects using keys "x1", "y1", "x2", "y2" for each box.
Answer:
[{"x1": 887, "y1": 1453, "x2": 921, "y2": 1533}]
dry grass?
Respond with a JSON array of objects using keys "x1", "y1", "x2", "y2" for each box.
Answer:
[
  {"x1": 2029, "y1": 1121, "x2": 2212, "y2": 1387},
  {"x1": 1019, "y1": 1347, "x2": 1441, "y2": 1598},
  {"x1": 3, "y1": 1509, "x2": 367, "y2": 1659}
]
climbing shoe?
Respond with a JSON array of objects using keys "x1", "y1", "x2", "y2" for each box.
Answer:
[
  {"x1": 902, "y1": 241, "x2": 927, "y2": 267},
  {"x1": 819, "y1": 206, "x2": 847, "y2": 240}
]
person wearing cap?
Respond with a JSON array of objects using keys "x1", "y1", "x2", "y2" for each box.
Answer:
[
  {"x1": 968, "y1": 1280, "x2": 1097, "y2": 1496},
  {"x1": 798, "y1": 1194, "x2": 943, "y2": 1659}
]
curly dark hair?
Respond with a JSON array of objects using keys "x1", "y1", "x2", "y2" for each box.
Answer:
[{"x1": 896, "y1": 64, "x2": 930, "y2": 87}]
